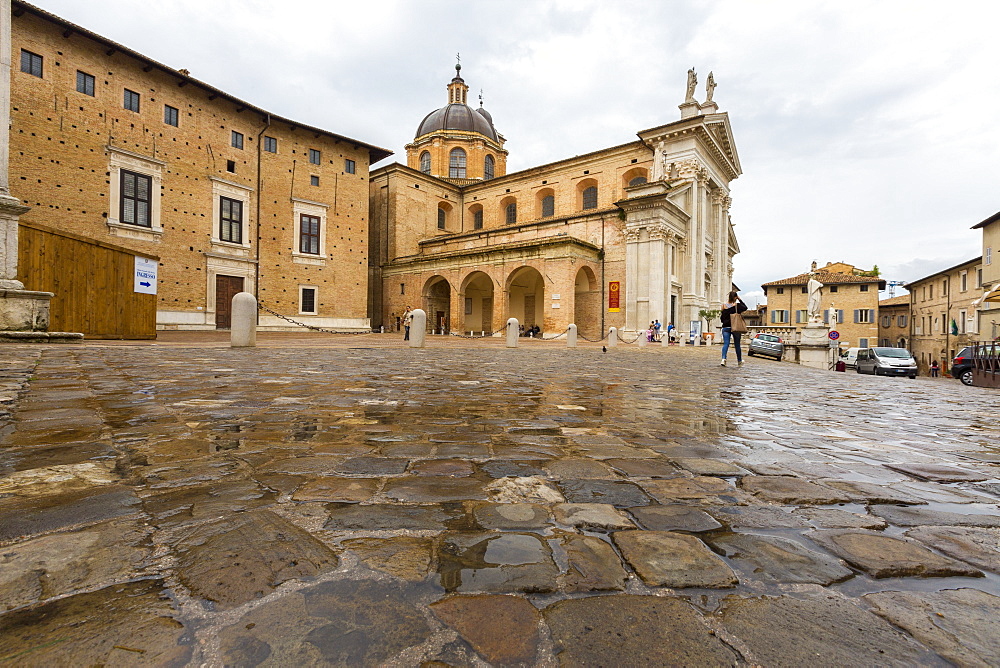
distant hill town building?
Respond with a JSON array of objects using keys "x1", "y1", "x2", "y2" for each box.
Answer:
[
  {"x1": 761, "y1": 262, "x2": 885, "y2": 349},
  {"x1": 369, "y1": 65, "x2": 743, "y2": 339},
  {"x1": 8, "y1": 1, "x2": 391, "y2": 332}
]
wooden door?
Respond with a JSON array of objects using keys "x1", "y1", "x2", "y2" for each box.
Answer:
[{"x1": 215, "y1": 275, "x2": 244, "y2": 329}]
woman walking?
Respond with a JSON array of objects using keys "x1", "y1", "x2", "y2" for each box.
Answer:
[{"x1": 720, "y1": 291, "x2": 748, "y2": 366}]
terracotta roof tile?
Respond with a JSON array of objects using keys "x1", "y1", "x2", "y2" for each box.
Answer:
[
  {"x1": 879, "y1": 295, "x2": 911, "y2": 306},
  {"x1": 762, "y1": 271, "x2": 885, "y2": 287}
]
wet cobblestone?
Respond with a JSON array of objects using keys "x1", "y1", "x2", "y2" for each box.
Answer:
[{"x1": 1, "y1": 336, "x2": 999, "y2": 666}]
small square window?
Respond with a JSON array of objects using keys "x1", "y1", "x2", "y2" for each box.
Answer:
[
  {"x1": 226, "y1": 160, "x2": 236, "y2": 173},
  {"x1": 310, "y1": 175, "x2": 319, "y2": 187},
  {"x1": 123, "y1": 88, "x2": 140, "y2": 112},
  {"x1": 800, "y1": 286, "x2": 808, "y2": 294},
  {"x1": 345, "y1": 159, "x2": 356, "y2": 174},
  {"x1": 164, "y1": 105, "x2": 179, "y2": 127},
  {"x1": 301, "y1": 288, "x2": 317, "y2": 314},
  {"x1": 263, "y1": 136, "x2": 277, "y2": 153},
  {"x1": 20, "y1": 50, "x2": 43, "y2": 77},
  {"x1": 231, "y1": 131, "x2": 244, "y2": 149},
  {"x1": 309, "y1": 149, "x2": 321, "y2": 165},
  {"x1": 859, "y1": 284, "x2": 869, "y2": 292},
  {"x1": 76, "y1": 70, "x2": 95, "y2": 96},
  {"x1": 776, "y1": 287, "x2": 784, "y2": 295},
  {"x1": 829, "y1": 285, "x2": 838, "y2": 293}
]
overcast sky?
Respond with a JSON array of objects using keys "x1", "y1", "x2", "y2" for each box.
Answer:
[{"x1": 32, "y1": 0, "x2": 999, "y2": 307}]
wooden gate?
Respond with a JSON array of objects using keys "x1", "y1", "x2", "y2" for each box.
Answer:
[
  {"x1": 215, "y1": 275, "x2": 244, "y2": 329},
  {"x1": 16, "y1": 221, "x2": 158, "y2": 339}
]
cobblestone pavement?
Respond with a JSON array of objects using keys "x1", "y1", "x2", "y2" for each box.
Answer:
[{"x1": 1, "y1": 336, "x2": 998, "y2": 666}]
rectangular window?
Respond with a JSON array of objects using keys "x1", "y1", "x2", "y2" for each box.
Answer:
[
  {"x1": 164, "y1": 105, "x2": 179, "y2": 127},
  {"x1": 120, "y1": 170, "x2": 152, "y2": 227},
  {"x1": 219, "y1": 196, "x2": 243, "y2": 244},
  {"x1": 929, "y1": 285, "x2": 934, "y2": 299},
  {"x1": 801, "y1": 286, "x2": 808, "y2": 294},
  {"x1": 859, "y1": 338, "x2": 869, "y2": 348},
  {"x1": 854, "y1": 309, "x2": 874, "y2": 324},
  {"x1": 977, "y1": 268, "x2": 983, "y2": 287},
  {"x1": 123, "y1": 88, "x2": 140, "y2": 112},
  {"x1": 300, "y1": 287, "x2": 317, "y2": 314},
  {"x1": 829, "y1": 285, "x2": 838, "y2": 293},
  {"x1": 473, "y1": 210, "x2": 483, "y2": 230},
  {"x1": 76, "y1": 70, "x2": 95, "y2": 96},
  {"x1": 400, "y1": 283, "x2": 405, "y2": 295},
  {"x1": 263, "y1": 136, "x2": 277, "y2": 153},
  {"x1": 345, "y1": 159, "x2": 356, "y2": 174},
  {"x1": 309, "y1": 149, "x2": 321, "y2": 165},
  {"x1": 776, "y1": 287, "x2": 784, "y2": 295},
  {"x1": 942, "y1": 313, "x2": 947, "y2": 334},
  {"x1": 987, "y1": 247, "x2": 992, "y2": 265},
  {"x1": 772, "y1": 310, "x2": 788, "y2": 324},
  {"x1": 226, "y1": 160, "x2": 236, "y2": 173},
  {"x1": 942, "y1": 280, "x2": 948, "y2": 296},
  {"x1": 20, "y1": 50, "x2": 43, "y2": 77},
  {"x1": 310, "y1": 175, "x2": 319, "y2": 187},
  {"x1": 795, "y1": 309, "x2": 808, "y2": 323},
  {"x1": 881, "y1": 315, "x2": 891, "y2": 327},
  {"x1": 231, "y1": 131, "x2": 244, "y2": 149},
  {"x1": 959, "y1": 310, "x2": 967, "y2": 334},
  {"x1": 860, "y1": 284, "x2": 869, "y2": 292},
  {"x1": 299, "y1": 214, "x2": 320, "y2": 254},
  {"x1": 898, "y1": 315, "x2": 908, "y2": 327}
]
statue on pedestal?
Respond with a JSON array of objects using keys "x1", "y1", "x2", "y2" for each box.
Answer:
[
  {"x1": 706, "y1": 72, "x2": 716, "y2": 102},
  {"x1": 807, "y1": 273, "x2": 824, "y2": 324},
  {"x1": 685, "y1": 68, "x2": 697, "y2": 103}
]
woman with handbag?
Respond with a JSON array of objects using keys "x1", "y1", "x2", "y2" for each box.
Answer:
[{"x1": 720, "y1": 291, "x2": 749, "y2": 366}]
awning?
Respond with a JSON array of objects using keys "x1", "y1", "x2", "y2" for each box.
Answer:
[{"x1": 982, "y1": 285, "x2": 1000, "y2": 303}]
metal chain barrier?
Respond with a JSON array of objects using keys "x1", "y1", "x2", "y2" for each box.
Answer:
[
  {"x1": 448, "y1": 321, "x2": 512, "y2": 339},
  {"x1": 617, "y1": 330, "x2": 644, "y2": 345},
  {"x1": 258, "y1": 301, "x2": 375, "y2": 335},
  {"x1": 578, "y1": 331, "x2": 610, "y2": 343}
]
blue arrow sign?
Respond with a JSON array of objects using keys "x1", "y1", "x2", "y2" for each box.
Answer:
[{"x1": 140, "y1": 281, "x2": 151, "y2": 287}]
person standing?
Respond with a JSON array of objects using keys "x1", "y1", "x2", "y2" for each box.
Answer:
[
  {"x1": 930, "y1": 360, "x2": 940, "y2": 377},
  {"x1": 402, "y1": 306, "x2": 413, "y2": 341},
  {"x1": 653, "y1": 319, "x2": 661, "y2": 342},
  {"x1": 720, "y1": 291, "x2": 748, "y2": 366}
]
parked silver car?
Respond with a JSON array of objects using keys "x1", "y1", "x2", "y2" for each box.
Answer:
[
  {"x1": 747, "y1": 333, "x2": 784, "y2": 360},
  {"x1": 855, "y1": 347, "x2": 917, "y2": 378}
]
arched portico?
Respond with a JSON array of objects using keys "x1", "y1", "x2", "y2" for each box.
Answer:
[
  {"x1": 460, "y1": 271, "x2": 495, "y2": 334},
  {"x1": 506, "y1": 266, "x2": 545, "y2": 332},
  {"x1": 422, "y1": 275, "x2": 452, "y2": 333}
]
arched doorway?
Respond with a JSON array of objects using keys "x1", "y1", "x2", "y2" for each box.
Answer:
[
  {"x1": 461, "y1": 271, "x2": 494, "y2": 334},
  {"x1": 423, "y1": 275, "x2": 451, "y2": 334},
  {"x1": 574, "y1": 266, "x2": 599, "y2": 339},
  {"x1": 507, "y1": 266, "x2": 544, "y2": 333}
]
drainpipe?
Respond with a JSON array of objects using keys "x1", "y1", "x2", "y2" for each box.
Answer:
[{"x1": 255, "y1": 113, "x2": 271, "y2": 318}]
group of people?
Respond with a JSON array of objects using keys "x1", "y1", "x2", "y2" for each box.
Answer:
[
  {"x1": 519, "y1": 324, "x2": 542, "y2": 337},
  {"x1": 644, "y1": 320, "x2": 679, "y2": 344}
]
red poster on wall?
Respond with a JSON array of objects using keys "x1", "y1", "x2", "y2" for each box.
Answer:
[{"x1": 608, "y1": 281, "x2": 620, "y2": 312}]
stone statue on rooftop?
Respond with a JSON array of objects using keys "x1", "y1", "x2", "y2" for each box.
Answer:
[
  {"x1": 685, "y1": 68, "x2": 697, "y2": 103},
  {"x1": 706, "y1": 71, "x2": 716, "y2": 102}
]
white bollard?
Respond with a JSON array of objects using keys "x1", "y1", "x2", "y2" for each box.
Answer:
[
  {"x1": 567, "y1": 324, "x2": 578, "y2": 348},
  {"x1": 662, "y1": 331, "x2": 670, "y2": 347},
  {"x1": 608, "y1": 327, "x2": 618, "y2": 347},
  {"x1": 638, "y1": 331, "x2": 647, "y2": 347},
  {"x1": 230, "y1": 292, "x2": 257, "y2": 347},
  {"x1": 409, "y1": 309, "x2": 427, "y2": 348},
  {"x1": 506, "y1": 318, "x2": 519, "y2": 348}
]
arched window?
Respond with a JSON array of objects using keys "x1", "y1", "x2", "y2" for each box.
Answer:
[
  {"x1": 437, "y1": 207, "x2": 446, "y2": 230},
  {"x1": 505, "y1": 202, "x2": 517, "y2": 225},
  {"x1": 628, "y1": 176, "x2": 647, "y2": 187},
  {"x1": 474, "y1": 209, "x2": 483, "y2": 229},
  {"x1": 449, "y1": 148, "x2": 467, "y2": 178},
  {"x1": 420, "y1": 151, "x2": 431, "y2": 174},
  {"x1": 541, "y1": 195, "x2": 554, "y2": 218},
  {"x1": 582, "y1": 186, "x2": 598, "y2": 210},
  {"x1": 484, "y1": 155, "x2": 495, "y2": 180}
]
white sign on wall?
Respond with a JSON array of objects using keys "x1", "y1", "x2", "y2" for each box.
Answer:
[{"x1": 134, "y1": 256, "x2": 158, "y2": 295}]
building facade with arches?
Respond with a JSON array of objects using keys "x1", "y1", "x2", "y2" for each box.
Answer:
[{"x1": 369, "y1": 68, "x2": 742, "y2": 339}]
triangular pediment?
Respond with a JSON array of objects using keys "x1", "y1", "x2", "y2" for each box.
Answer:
[{"x1": 638, "y1": 112, "x2": 742, "y2": 182}]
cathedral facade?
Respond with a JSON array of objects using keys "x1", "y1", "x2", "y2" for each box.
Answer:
[{"x1": 369, "y1": 66, "x2": 742, "y2": 339}]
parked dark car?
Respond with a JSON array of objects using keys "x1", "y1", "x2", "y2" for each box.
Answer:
[
  {"x1": 747, "y1": 333, "x2": 783, "y2": 360},
  {"x1": 855, "y1": 347, "x2": 917, "y2": 378},
  {"x1": 952, "y1": 344, "x2": 999, "y2": 386}
]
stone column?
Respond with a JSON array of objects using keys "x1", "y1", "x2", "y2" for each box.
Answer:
[
  {"x1": 1, "y1": 0, "x2": 31, "y2": 291},
  {"x1": 648, "y1": 226, "x2": 666, "y2": 326},
  {"x1": 623, "y1": 228, "x2": 640, "y2": 332}
]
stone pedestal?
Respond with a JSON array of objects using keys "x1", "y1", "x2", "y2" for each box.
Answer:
[
  {"x1": 799, "y1": 324, "x2": 833, "y2": 370},
  {"x1": 678, "y1": 101, "x2": 701, "y2": 119}
]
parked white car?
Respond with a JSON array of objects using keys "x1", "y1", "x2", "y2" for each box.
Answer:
[
  {"x1": 855, "y1": 347, "x2": 918, "y2": 378},
  {"x1": 840, "y1": 347, "x2": 862, "y2": 369}
]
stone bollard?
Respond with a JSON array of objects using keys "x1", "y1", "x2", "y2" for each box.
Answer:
[
  {"x1": 409, "y1": 309, "x2": 427, "y2": 348},
  {"x1": 608, "y1": 327, "x2": 618, "y2": 347},
  {"x1": 662, "y1": 332, "x2": 670, "y2": 348},
  {"x1": 506, "y1": 318, "x2": 519, "y2": 348},
  {"x1": 567, "y1": 323, "x2": 578, "y2": 348},
  {"x1": 638, "y1": 331, "x2": 647, "y2": 347},
  {"x1": 230, "y1": 292, "x2": 257, "y2": 347}
]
